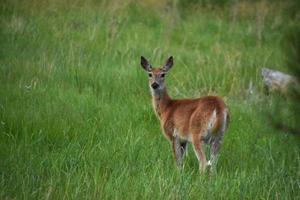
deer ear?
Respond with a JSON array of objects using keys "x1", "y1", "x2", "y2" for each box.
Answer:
[
  {"x1": 162, "y1": 56, "x2": 173, "y2": 72},
  {"x1": 141, "y1": 56, "x2": 152, "y2": 72}
]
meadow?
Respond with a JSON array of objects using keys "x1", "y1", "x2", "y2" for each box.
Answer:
[{"x1": 0, "y1": 0, "x2": 299, "y2": 199}]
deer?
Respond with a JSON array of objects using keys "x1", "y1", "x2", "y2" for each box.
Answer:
[{"x1": 140, "y1": 56, "x2": 230, "y2": 173}]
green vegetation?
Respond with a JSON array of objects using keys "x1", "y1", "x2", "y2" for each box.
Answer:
[{"x1": 0, "y1": 0, "x2": 299, "y2": 199}]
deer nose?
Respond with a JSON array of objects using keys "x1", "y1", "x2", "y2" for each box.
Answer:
[{"x1": 151, "y1": 82, "x2": 159, "y2": 89}]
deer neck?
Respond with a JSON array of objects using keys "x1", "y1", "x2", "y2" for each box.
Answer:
[{"x1": 151, "y1": 87, "x2": 171, "y2": 118}]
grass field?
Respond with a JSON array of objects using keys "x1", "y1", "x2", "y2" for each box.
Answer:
[{"x1": 0, "y1": 0, "x2": 299, "y2": 199}]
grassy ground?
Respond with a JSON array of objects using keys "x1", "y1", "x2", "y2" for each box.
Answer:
[{"x1": 0, "y1": 0, "x2": 299, "y2": 199}]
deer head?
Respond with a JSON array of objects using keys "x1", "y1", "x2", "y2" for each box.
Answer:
[{"x1": 140, "y1": 56, "x2": 173, "y2": 93}]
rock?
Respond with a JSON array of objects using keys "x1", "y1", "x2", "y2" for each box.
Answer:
[{"x1": 261, "y1": 68, "x2": 298, "y2": 94}]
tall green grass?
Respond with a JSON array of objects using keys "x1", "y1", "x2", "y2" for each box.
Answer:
[{"x1": 0, "y1": 0, "x2": 299, "y2": 199}]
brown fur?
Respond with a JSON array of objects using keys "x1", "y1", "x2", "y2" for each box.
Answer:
[{"x1": 141, "y1": 56, "x2": 230, "y2": 173}]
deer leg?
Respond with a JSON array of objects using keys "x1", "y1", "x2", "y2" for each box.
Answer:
[
  {"x1": 179, "y1": 140, "x2": 188, "y2": 166},
  {"x1": 209, "y1": 136, "x2": 222, "y2": 173},
  {"x1": 209, "y1": 112, "x2": 227, "y2": 173},
  {"x1": 209, "y1": 126, "x2": 226, "y2": 173},
  {"x1": 192, "y1": 134, "x2": 207, "y2": 173},
  {"x1": 172, "y1": 136, "x2": 187, "y2": 167}
]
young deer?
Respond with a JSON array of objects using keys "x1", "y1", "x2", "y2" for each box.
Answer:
[{"x1": 140, "y1": 56, "x2": 230, "y2": 173}]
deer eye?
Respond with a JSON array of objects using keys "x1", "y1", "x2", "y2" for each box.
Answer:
[
  {"x1": 148, "y1": 73, "x2": 152, "y2": 77},
  {"x1": 161, "y1": 74, "x2": 165, "y2": 78}
]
